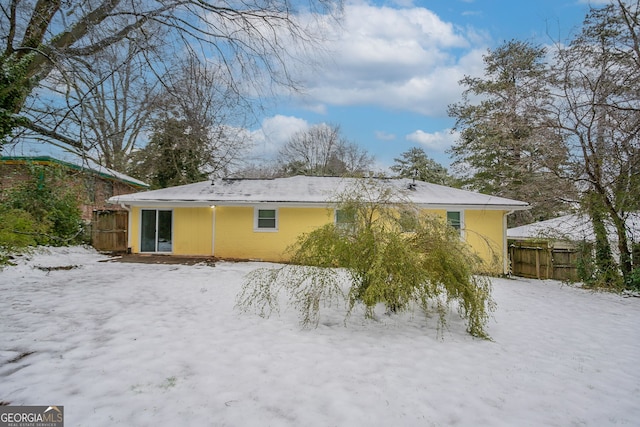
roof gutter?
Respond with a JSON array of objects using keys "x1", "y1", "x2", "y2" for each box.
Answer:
[{"x1": 106, "y1": 198, "x2": 530, "y2": 211}]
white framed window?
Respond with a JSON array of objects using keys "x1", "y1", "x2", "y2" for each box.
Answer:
[
  {"x1": 254, "y1": 208, "x2": 278, "y2": 231},
  {"x1": 398, "y1": 208, "x2": 419, "y2": 233},
  {"x1": 335, "y1": 208, "x2": 356, "y2": 233},
  {"x1": 446, "y1": 211, "x2": 464, "y2": 236},
  {"x1": 335, "y1": 208, "x2": 355, "y2": 225}
]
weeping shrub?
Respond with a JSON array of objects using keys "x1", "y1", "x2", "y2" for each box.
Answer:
[
  {"x1": 237, "y1": 179, "x2": 495, "y2": 338},
  {"x1": 0, "y1": 163, "x2": 83, "y2": 247},
  {"x1": 0, "y1": 207, "x2": 43, "y2": 267}
]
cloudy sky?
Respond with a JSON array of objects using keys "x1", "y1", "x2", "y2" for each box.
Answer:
[
  {"x1": 250, "y1": 0, "x2": 602, "y2": 171},
  {"x1": 2, "y1": 0, "x2": 605, "y2": 176}
]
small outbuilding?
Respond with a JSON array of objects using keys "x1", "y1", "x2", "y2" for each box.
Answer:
[{"x1": 507, "y1": 213, "x2": 640, "y2": 280}]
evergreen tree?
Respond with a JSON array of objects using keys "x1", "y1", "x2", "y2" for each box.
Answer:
[
  {"x1": 391, "y1": 147, "x2": 456, "y2": 186},
  {"x1": 448, "y1": 40, "x2": 573, "y2": 226},
  {"x1": 130, "y1": 118, "x2": 209, "y2": 189}
]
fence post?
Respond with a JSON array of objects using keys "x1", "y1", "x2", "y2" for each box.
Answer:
[{"x1": 509, "y1": 244, "x2": 515, "y2": 276}]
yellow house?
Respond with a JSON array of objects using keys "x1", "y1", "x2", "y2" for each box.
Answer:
[{"x1": 108, "y1": 176, "x2": 529, "y2": 273}]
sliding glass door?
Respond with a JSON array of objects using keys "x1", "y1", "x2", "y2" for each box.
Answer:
[{"x1": 141, "y1": 209, "x2": 173, "y2": 253}]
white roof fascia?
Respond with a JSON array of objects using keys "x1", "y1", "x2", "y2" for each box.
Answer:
[
  {"x1": 109, "y1": 199, "x2": 334, "y2": 208},
  {"x1": 412, "y1": 203, "x2": 529, "y2": 211},
  {"x1": 211, "y1": 201, "x2": 332, "y2": 208},
  {"x1": 111, "y1": 199, "x2": 528, "y2": 211},
  {"x1": 114, "y1": 201, "x2": 215, "y2": 208}
]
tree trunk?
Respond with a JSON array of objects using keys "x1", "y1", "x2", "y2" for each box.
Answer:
[
  {"x1": 609, "y1": 211, "x2": 633, "y2": 279},
  {"x1": 587, "y1": 194, "x2": 620, "y2": 287}
]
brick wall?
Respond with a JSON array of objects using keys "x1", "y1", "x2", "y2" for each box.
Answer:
[{"x1": 0, "y1": 162, "x2": 143, "y2": 221}]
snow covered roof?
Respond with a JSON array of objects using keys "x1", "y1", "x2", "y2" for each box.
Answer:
[
  {"x1": 108, "y1": 176, "x2": 530, "y2": 210},
  {"x1": 0, "y1": 155, "x2": 149, "y2": 188},
  {"x1": 508, "y1": 213, "x2": 640, "y2": 243},
  {"x1": 508, "y1": 214, "x2": 594, "y2": 242}
]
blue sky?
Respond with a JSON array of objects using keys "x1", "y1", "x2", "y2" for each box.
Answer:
[
  {"x1": 3, "y1": 0, "x2": 607, "y2": 176},
  {"x1": 249, "y1": 0, "x2": 604, "y2": 172}
]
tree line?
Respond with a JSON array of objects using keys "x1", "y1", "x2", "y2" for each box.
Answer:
[
  {"x1": 1, "y1": 1, "x2": 638, "y2": 288},
  {"x1": 448, "y1": 1, "x2": 639, "y2": 288},
  {"x1": 0, "y1": 0, "x2": 341, "y2": 172}
]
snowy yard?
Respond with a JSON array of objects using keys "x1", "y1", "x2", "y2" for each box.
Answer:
[{"x1": 1, "y1": 246, "x2": 639, "y2": 427}]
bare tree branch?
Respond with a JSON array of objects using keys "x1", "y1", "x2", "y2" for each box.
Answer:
[
  {"x1": 1, "y1": 0, "x2": 341, "y2": 148},
  {"x1": 17, "y1": 115, "x2": 88, "y2": 151}
]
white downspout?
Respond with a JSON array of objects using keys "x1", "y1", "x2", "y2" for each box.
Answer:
[
  {"x1": 504, "y1": 210, "x2": 514, "y2": 275},
  {"x1": 211, "y1": 205, "x2": 216, "y2": 256}
]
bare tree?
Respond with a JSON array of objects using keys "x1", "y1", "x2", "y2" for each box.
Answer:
[
  {"x1": 0, "y1": 0, "x2": 341, "y2": 149},
  {"x1": 548, "y1": 1, "x2": 640, "y2": 285},
  {"x1": 230, "y1": 161, "x2": 284, "y2": 179},
  {"x1": 128, "y1": 54, "x2": 253, "y2": 185},
  {"x1": 65, "y1": 36, "x2": 161, "y2": 170},
  {"x1": 334, "y1": 140, "x2": 376, "y2": 177},
  {"x1": 278, "y1": 123, "x2": 374, "y2": 176}
]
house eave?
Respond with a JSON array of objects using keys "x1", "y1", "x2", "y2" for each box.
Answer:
[
  {"x1": 1, "y1": 155, "x2": 149, "y2": 188},
  {"x1": 109, "y1": 198, "x2": 530, "y2": 211},
  {"x1": 413, "y1": 203, "x2": 530, "y2": 211},
  {"x1": 108, "y1": 199, "x2": 333, "y2": 208}
]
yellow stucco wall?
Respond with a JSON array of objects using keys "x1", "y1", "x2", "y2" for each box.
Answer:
[
  {"x1": 130, "y1": 206, "x2": 140, "y2": 253},
  {"x1": 464, "y1": 209, "x2": 506, "y2": 274},
  {"x1": 129, "y1": 206, "x2": 213, "y2": 256},
  {"x1": 128, "y1": 204, "x2": 508, "y2": 273},
  {"x1": 213, "y1": 206, "x2": 334, "y2": 261},
  {"x1": 173, "y1": 207, "x2": 214, "y2": 256},
  {"x1": 419, "y1": 208, "x2": 506, "y2": 274}
]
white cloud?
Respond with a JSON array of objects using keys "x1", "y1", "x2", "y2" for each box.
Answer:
[
  {"x1": 375, "y1": 131, "x2": 396, "y2": 141},
  {"x1": 250, "y1": 115, "x2": 310, "y2": 157},
  {"x1": 290, "y1": 2, "x2": 488, "y2": 117},
  {"x1": 389, "y1": 0, "x2": 415, "y2": 8},
  {"x1": 301, "y1": 102, "x2": 328, "y2": 115},
  {"x1": 405, "y1": 128, "x2": 459, "y2": 152}
]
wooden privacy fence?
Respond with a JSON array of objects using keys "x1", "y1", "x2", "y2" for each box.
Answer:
[
  {"x1": 509, "y1": 240, "x2": 580, "y2": 281},
  {"x1": 92, "y1": 210, "x2": 128, "y2": 252}
]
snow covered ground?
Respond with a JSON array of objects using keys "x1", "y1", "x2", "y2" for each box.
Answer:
[{"x1": 1, "y1": 246, "x2": 638, "y2": 427}]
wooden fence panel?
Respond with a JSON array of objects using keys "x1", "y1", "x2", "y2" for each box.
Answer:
[
  {"x1": 550, "y1": 248, "x2": 579, "y2": 281},
  {"x1": 509, "y1": 241, "x2": 579, "y2": 281},
  {"x1": 510, "y1": 244, "x2": 550, "y2": 279},
  {"x1": 92, "y1": 210, "x2": 128, "y2": 252}
]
